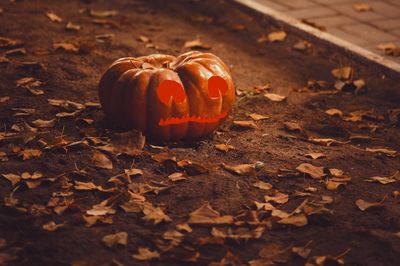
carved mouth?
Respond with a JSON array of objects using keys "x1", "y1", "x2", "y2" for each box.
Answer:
[{"x1": 159, "y1": 112, "x2": 227, "y2": 126}]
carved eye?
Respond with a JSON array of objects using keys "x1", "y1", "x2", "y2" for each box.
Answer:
[
  {"x1": 157, "y1": 80, "x2": 186, "y2": 104},
  {"x1": 208, "y1": 76, "x2": 228, "y2": 99}
]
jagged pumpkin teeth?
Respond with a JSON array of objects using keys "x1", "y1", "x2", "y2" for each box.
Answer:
[{"x1": 98, "y1": 51, "x2": 235, "y2": 141}]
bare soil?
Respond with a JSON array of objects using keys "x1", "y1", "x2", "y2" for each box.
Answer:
[{"x1": 0, "y1": 0, "x2": 400, "y2": 265}]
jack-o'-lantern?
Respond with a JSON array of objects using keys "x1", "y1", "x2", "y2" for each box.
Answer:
[{"x1": 98, "y1": 51, "x2": 235, "y2": 141}]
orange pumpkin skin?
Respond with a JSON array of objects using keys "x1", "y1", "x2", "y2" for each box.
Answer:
[{"x1": 98, "y1": 51, "x2": 235, "y2": 141}]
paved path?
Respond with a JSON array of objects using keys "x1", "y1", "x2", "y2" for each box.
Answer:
[{"x1": 256, "y1": 0, "x2": 400, "y2": 63}]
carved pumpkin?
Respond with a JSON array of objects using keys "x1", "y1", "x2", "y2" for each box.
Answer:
[{"x1": 98, "y1": 51, "x2": 235, "y2": 141}]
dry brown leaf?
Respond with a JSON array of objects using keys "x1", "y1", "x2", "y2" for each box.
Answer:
[
  {"x1": 21, "y1": 171, "x2": 43, "y2": 180},
  {"x1": 86, "y1": 200, "x2": 116, "y2": 216},
  {"x1": 2, "y1": 174, "x2": 21, "y2": 186},
  {"x1": 325, "y1": 108, "x2": 343, "y2": 117},
  {"x1": 355, "y1": 198, "x2": 384, "y2": 211},
  {"x1": 264, "y1": 93, "x2": 286, "y2": 102},
  {"x1": 365, "y1": 171, "x2": 399, "y2": 184},
  {"x1": 215, "y1": 143, "x2": 235, "y2": 152},
  {"x1": 5, "y1": 48, "x2": 26, "y2": 56},
  {"x1": 168, "y1": 172, "x2": 186, "y2": 182},
  {"x1": 74, "y1": 181, "x2": 100, "y2": 191},
  {"x1": 163, "y1": 230, "x2": 184, "y2": 246},
  {"x1": 90, "y1": 9, "x2": 118, "y2": 18},
  {"x1": 42, "y1": 221, "x2": 64, "y2": 231},
  {"x1": 325, "y1": 180, "x2": 346, "y2": 191},
  {"x1": 132, "y1": 247, "x2": 160, "y2": 261},
  {"x1": 31, "y1": 118, "x2": 56, "y2": 128},
  {"x1": 278, "y1": 213, "x2": 308, "y2": 227},
  {"x1": 233, "y1": 120, "x2": 258, "y2": 129},
  {"x1": 20, "y1": 149, "x2": 42, "y2": 160},
  {"x1": 211, "y1": 226, "x2": 264, "y2": 240},
  {"x1": 65, "y1": 22, "x2": 81, "y2": 31},
  {"x1": 92, "y1": 151, "x2": 113, "y2": 170},
  {"x1": 102, "y1": 232, "x2": 128, "y2": 248},
  {"x1": 268, "y1": 31, "x2": 287, "y2": 42},
  {"x1": 296, "y1": 163, "x2": 325, "y2": 179},
  {"x1": 142, "y1": 202, "x2": 171, "y2": 224},
  {"x1": 45, "y1": 11, "x2": 62, "y2": 23},
  {"x1": 249, "y1": 113, "x2": 270, "y2": 121},
  {"x1": 305, "y1": 152, "x2": 326, "y2": 159},
  {"x1": 264, "y1": 192, "x2": 289, "y2": 204},
  {"x1": 292, "y1": 245, "x2": 312, "y2": 259},
  {"x1": 253, "y1": 180, "x2": 273, "y2": 190},
  {"x1": 82, "y1": 215, "x2": 113, "y2": 227},
  {"x1": 308, "y1": 137, "x2": 349, "y2": 146},
  {"x1": 223, "y1": 163, "x2": 256, "y2": 176},
  {"x1": 293, "y1": 40, "x2": 312, "y2": 52},
  {"x1": 284, "y1": 122, "x2": 302, "y2": 132},
  {"x1": 329, "y1": 168, "x2": 344, "y2": 177},
  {"x1": 138, "y1": 35, "x2": 150, "y2": 43},
  {"x1": 377, "y1": 43, "x2": 400, "y2": 57},
  {"x1": 366, "y1": 147, "x2": 397, "y2": 157},
  {"x1": 189, "y1": 202, "x2": 234, "y2": 225},
  {"x1": 353, "y1": 3, "x2": 372, "y2": 12},
  {"x1": 183, "y1": 39, "x2": 211, "y2": 50},
  {"x1": 331, "y1": 66, "x2": 353, "y2": 80},
  {"x1": 53, "y1": 42, "x2": 79, "y2": 53},
  {"x1": 254, "y1": 201, "x2": 275, "y2": 211}
]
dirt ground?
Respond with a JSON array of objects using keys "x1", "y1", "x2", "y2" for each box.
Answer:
[{"x1": 1, "y1": 0, "x2": 400, "y2": 265}]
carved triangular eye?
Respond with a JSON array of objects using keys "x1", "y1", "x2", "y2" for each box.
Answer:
[
  {"x1": 157, "y1": 80, "x2": 186, "y2": 104},
  {"x1": 208, "y1": 76, "x2": 228, "y2": 99}
]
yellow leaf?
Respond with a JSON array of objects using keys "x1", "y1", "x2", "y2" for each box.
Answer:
[{"x1": 102, "y1": 232, "x2": 128, "y2": 248}]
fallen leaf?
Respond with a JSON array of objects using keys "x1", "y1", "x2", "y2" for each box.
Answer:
[
  {"x1": 20, "y1": 149, "x2": 42, "y2": 160},
  {"x1": 293, "y1": 40, "x2": 312, "y2": 52},
  {"x1": 296, "y1": 163, "x2": 325, "y2": 179},
  {"x1": 366, "y1": 147, "x2": 397, "y2": 157},
  {"x1": 45, "y1": 11, "x2": 62, "y2": 23},
  {"x1": 292, "y1": 245, "x2": 312, "y2": 259},
  {"x1": 86, "y1": 200, "x2": 116, "y2": 216},
  {"x1": 308, "y1": 137, "x2": 349, "y2": 146},
  {"x1": 168, "y1": 172, "x2": 186, "y2": 182},
  {"x1": 268, "y1": 31, "x2": 287, "y2": 42},
  {"x1": 329, "y1": 168, "x2": 344, "y2": 177},
  {"x1": 223, "y1": 163, "x2": 256, "y2": 176},
  {"x1": 278, "y1": 213, "x2": 308, "y2": 227},
  {"x1": 253, "y1": 180, "x2": 273, "y2": 190},
  {"x1": 92, "y1": 151, "x2": 113, "y2": 170},
  {"x1": 353, "y1": 3, "x2": 372, "y2": 12},
  {"x1": 74, "y1": 181, "x2": 100, "y2": 191},
  {"x1": 211, "y1": 227, "x2": 265, "y2": 240},
  {"x1": 254, "y1": 201, "x2": 275, "y2": 211},
  {"x1": 42, "y1": 221, "x2": 64, "y2": 231},
  {"x1": 284, "y1": 122, "x2": 302, "y2": 132},
  {"x1": 142, "y1": 202, "x2": 172, "y2": 224},
  {"x1": 377, "y1": 43, "x2": 400, "y2": 57},
  {"x1": 325, "y1": 180, "x2": 346, "y2": 191},
  {"x1": 249, "y1": 113, "x2": 270, "y2": 121},
  {"x1": 82, "y1": 215, "x2": 113, "y2": 227},
  {"x1": 102, "y1": 232, "x2": 128, "y2": 248},
  {"x1": 189, "y1": 202, "x2": 234, "y2": 225},
  {"x1": 305, "y1": 152, "x2": 326, "y2": 159},
  {"x1": 31, "y1": 118, "x2": 56, "y2": 128},
  {"x1": 53, "y1": 42, "x2": 79, "y2": 53},
  {"x1": 233, "y1": 120, "x2": 258, "y2": 129},
  {"x1": 215, "y1": 143, "x2": 235, "y2": 152},
  {"x1": 365, "y1": 171, "x2": 399, "y2": 184},
  {"x1": 90, "y1": 9, "x2": 118, "y2": 18},
  {"x1": 264, "y1": 93, "x2": 286, "y2": 102},
  {"x1": 355, "y1": 198, "x2": 384, "y2": 211},
  {"x1": 1, "y1": 174, "x2": 21, "y2": 186},
  {"x1": 132, "y1": 247, "x2": 160, "y2": 261},
  {"x1": 65, "y1": 22, "x2": 81, "y2": 31},
  {"x1": 331, "y1": 66, "x2": 353, "y2": 80},
  {"x1": 163, "y1": 230, "x2": 184, "y2": 246},
  {"x1": 5, "y1": 48, "x2": 26, "y2": 56},
  {"x1": 325, "y1": 108, "x2": 343, "y2": 117},
  {"x1": 264, "y1": 192, "x2": 289, "y2": 204},
  {"x1": 138, "y1": 35, "x2": 150, "y2": 43},
  {"x1": 183, "y1": 39, "x2": 211, "y2": 49}
]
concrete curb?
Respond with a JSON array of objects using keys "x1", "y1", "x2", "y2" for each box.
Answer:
[{"x1": 231, "y1": 0, "x2": 400, "y2": 78}]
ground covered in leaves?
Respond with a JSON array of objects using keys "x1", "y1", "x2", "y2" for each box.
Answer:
[{"x1": 1, "y1": 0, "x2": 400, "y2": 265}]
